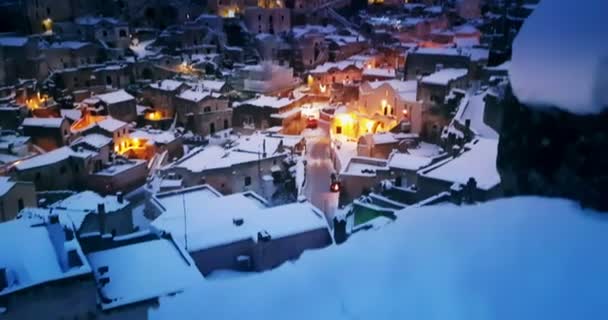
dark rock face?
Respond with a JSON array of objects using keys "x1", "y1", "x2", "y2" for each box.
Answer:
[{"x1": 497, "y1": 89, "x2": 608, "y2": 211}]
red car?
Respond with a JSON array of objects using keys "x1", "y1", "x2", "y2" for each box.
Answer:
[{"x1": 306, "y1": 117, "x2": 318, "y2": 129}]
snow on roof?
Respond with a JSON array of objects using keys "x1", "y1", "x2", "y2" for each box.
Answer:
[
  {"x1": 60, "y1": 109, "x2": 83, "y2": 122},
  {"x1": 75, "y1": 16, "x2": 123, "y2": 26},
  {"x1": 412, "y1": 47, "x2": 466, "y2": 57},
  {"x1": 0, "y1": 176, "x2": 16, "y2": 197},
  {"x1": 22, "y1": 117, "x2": 66, "y2": 128},
  {"x1": 51, "y1": 191, "x2": 129, "y2": 213},
  {"x1": 453, "y1": 91, "x2": 499, "y2": 139},
  {"x1": 310, "y1": 61, "x2": 363, "y2": 74},
  {"x1": 87, "y1": 238, "x2": 202, "y2": 310},
  {"x1": 420, "y1": 138, "x2": 500, "y2": 190},
  {"x1": 177, "y1": 90, "x2": 212, "y2": 103},
  {"x1": 236, "y1": 95, "x2": 296, "y2": 109},
  {"x1": 174, "y1": 133, "x2": 287, "y2": 172},
  {"x1": 72, "y1": 134, "x2": 112, "y2": 149},
  {"x1": 97, "y1": 117, "x2": 127, "y2": 132},
  {"x1": 292, "y1": 25, "x2": 337, "y2": 39},
  {"x1": 0, "y1": 37, "x2": 28, "y2": 47},
  {"x1": 96, "y1": 90, "x2": 135, "y2": 105},
  {"x1": 152, "y1": 187, "x2": 327, "y2": 251},
  {"x1": 149, "y1": 80, "x2": 184, "y2": 92},
  {"x1": 365, "y1": 80, "x2": 418, "y2": 102},
  {"x1": 151, "y1": 197, "x2": 608, "y2": 320},
  {"x1": 48, "y1": 41, "x2": 90, "y2": 50},
  {"x1": 454, "y1": 37, "x2": 479, "y2": 48},
  {"x1": 151, "y1": 188, "x2": 266, "y2": 250},
  {"x1": 0, "y1": 218, "x2": 92, "y2": 296},
  {"x1": 388, "y1": 153, "x2": 434, "y2": 171},
  {"x1": 408, "y1": 142, "x2": 443, "y2": 158},
  {"x1": 362, "y1": 68, "x2": 396, "y2": 78},
  {"x1": 131, "y1": 129, "x2": 177, "y2": 145},
  {"x1": 200, "y1": 80, "x2": 226, "y2": 92},
  {"x1": 342, "y1": 157, "x2": 389, "y2": 177},
  {"x1": 93, "y1": 159, "x2": 146, "y2": 177},
  {"x1": 14, "y1": 146, "x2": 94, "y2": 171},
  {"x1": 509, "y1": 0, "x2": 608, "y2": 114},
  {"x1": 421, "y1": 68, "x2": 468, "y2": 86}
]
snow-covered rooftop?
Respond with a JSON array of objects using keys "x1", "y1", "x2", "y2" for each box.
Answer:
[
  {"x1": 0, "y1": 218, "x2": 92, "y2": 296},
  {"x1": 0, "y1": 37, "x2": 28, "y2": 47},
  {"x1": 364, "y1": 80, "x2": 418, "y2": 102},
  {"x1": 14, "y1": 146, "x2": 96, "y2": 171},
  {"x1": 389, "y1": 153, "x2": 434, "y2": 171},
  {"x1": 362, "y1": 68, "x2": 396, "y2": 78},
  {"x1": 97, "y1": 117, "x2": 127, "y2": 132},
  {"x1": 72, "y1": 134, "x2": 112, "y2": 149},
  {"x1": 509, "y1": 1, "x2": 608, "y2": 114},
  {"x1": 421, "y1": 68, "x2": 468, "y2": 86},
  {"x1": 151, "y1": 186, "x2": 328, "y2": 252},
  {"x1": 22, "y1": 117, "x2": 66, "y2": 128},
  {"x1": 309, "y1": 61, "x2": 363, "y2": 74},
  {"x1": 47, "y1": 41, "x2": 90, "y2": 50},
  {"x1": 173, "y1": 132, "x2": 287, "y2": 172},
  {"x1": 177, "y1": 90, "x2": 212, "y2": 103},
  {"x1": 236, "y1": 95, "x2": 297, "y2": 109},
  {"x1": 87, "y1": 237, "x2": 202, "y2": 310},
  {"x1": 419, "y1": 138, "x2": 500, "y2": 190},
  {"x1": 149, "y1": 80, "x2": 185, "y2": 92},
  {"x1": 131, "y1": 129, "x2": 177, "y2": 145},
  {"x1": 51, "y1": 191, "x2": 129, "y2": 214},
  {"x1": 96, "y1": 90, "x2": 135, "y2": 105}
]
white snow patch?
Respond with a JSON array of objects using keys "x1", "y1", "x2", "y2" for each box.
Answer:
[{"x1": 509, "y1": 1, "x2": 608, "y2": 114}]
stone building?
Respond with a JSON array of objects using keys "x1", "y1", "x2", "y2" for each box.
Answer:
[
  {"x1": 0, "y1": 177, "x2": 37, "y2": 222},
  {"x1": 233, "y1": 95, "x2": 304, "y2": 133},
  {"x1": 95, "y1": 90, "x2": 138, "y2": 123},
  {"x1": 404, "y1": 47, "x2": 471, "y2": 80},
  {"x1": 21, "y1": 117, "x2": 72, "y2": 151},
  {"x1": 244, "y1": 7, "x2": 291, "y2": 35},
  {"x1": 0, "y1": 36, "x2": 47, "y2": 86},
  {"x1": 174, "y1": 90, "x2": 232, "y2": 136}
]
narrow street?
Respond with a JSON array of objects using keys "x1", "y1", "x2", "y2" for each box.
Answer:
[{"x1": 303, "y1": 129, "x2": 339, "y2": 221}]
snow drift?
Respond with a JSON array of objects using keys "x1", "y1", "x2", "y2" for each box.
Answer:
[
  {"x1": 151, "y1": 197, "x2": 608, "y2": 319},
  {"x1": 510, "y1": 1, "x2": 608, "y2": 114}
]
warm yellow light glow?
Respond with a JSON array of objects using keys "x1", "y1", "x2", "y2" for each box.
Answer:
[
  {"x1": 42, "y1": 18, "x2": 53, "y2": 32},
  {"x1": 337, "y1": 114, "x2": 353, "y2": 126},
  {"x1": 366, "y1": 120, "x2": 374, "y2": 132},
  {"x1": 381, "y1": 99, "x2": 387, "y2": 108},
  {"x1": 307, "y1": 75, "x2": 314, "y2": 87},
  {"x1": 319, "y1": 84, "x2": 327, "y2": 94},
  {"x1": 25, "y1": 92, "x2": 49, "y2": 110}
]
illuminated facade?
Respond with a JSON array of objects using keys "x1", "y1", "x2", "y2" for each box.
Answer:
[{"x1": 330, "y1": 80, "x2": 423, "y2": 140}]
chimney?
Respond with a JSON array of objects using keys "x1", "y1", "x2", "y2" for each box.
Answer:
[
  {"x1": 233, "y1": 217, "x2": 244, "y2": 226},
  {"x1": 333, "y1": 217, "x2": 347, "y2": 245},
  {"x1": 97, "y1": 203, "x2": 106, "y2": 235},
  {"x1": 64, "y1": 227, "x2": 74, "y2": 241},
  {"x1": 116, "y1": 192, "x2": 123, "y2": 204},
  {"x1": 67, "y1": 249, "x2": 83, "y2": 268},
  {"x1": 257, "y1": 231, "x2": 271, "y2": 242},
  {"x1": 49, "y1": 214, "x2": 59, "y2": 224}
]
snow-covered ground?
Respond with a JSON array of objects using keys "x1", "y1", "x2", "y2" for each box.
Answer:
[{"x1": 151, "y1": 197, "x2": 608, "y2": 319}]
